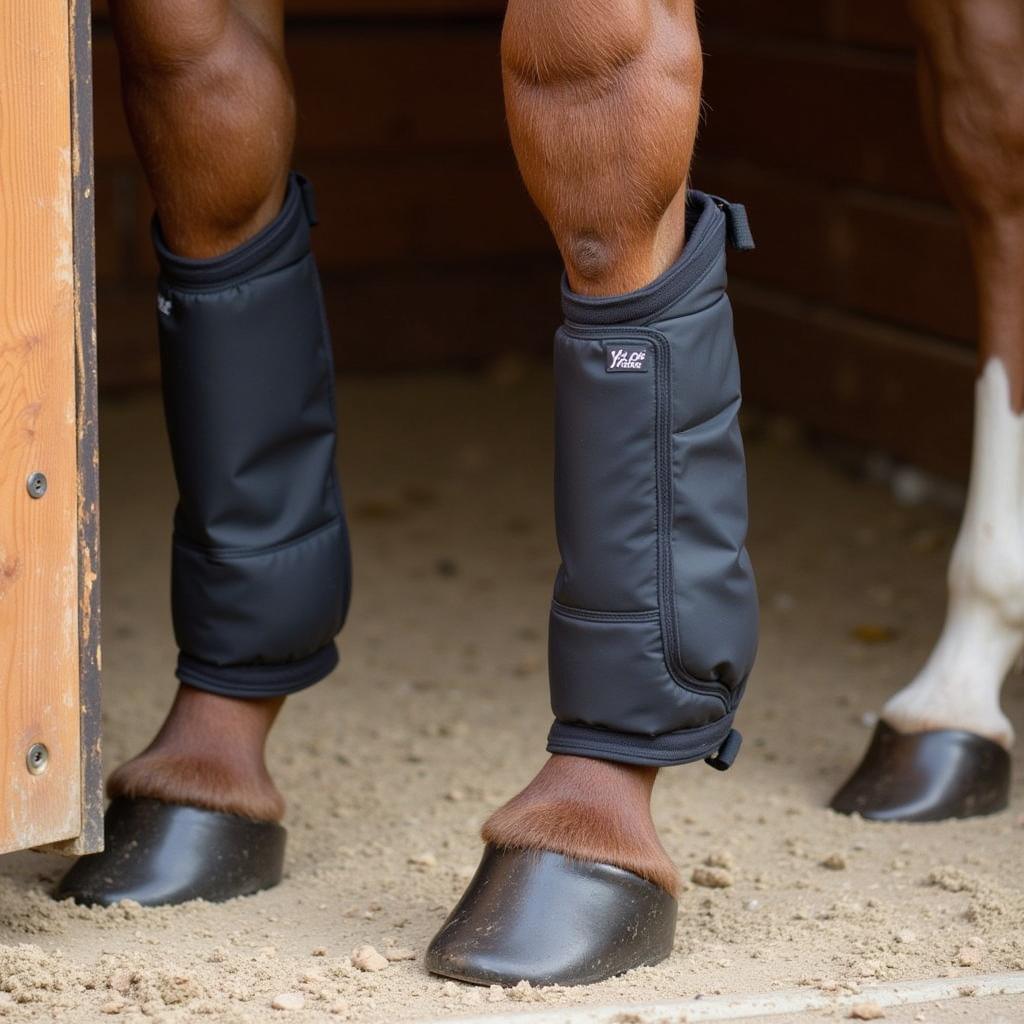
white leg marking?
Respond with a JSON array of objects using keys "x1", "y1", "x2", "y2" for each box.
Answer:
[{"x1": 883, "y1": 358, "x2": 1022, "y2": 747}]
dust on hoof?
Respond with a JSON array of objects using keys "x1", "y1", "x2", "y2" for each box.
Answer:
[{"x1": 830, "y1": 721, "x2": 1010, "y2": 822}]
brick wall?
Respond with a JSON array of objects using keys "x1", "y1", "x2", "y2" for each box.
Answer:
[
  {"x1": 695, "y1": 2, "x2": 976, "y2": 478},
  {"x1": 93, "y1": 1, "x2": 977, "y2": 477}
]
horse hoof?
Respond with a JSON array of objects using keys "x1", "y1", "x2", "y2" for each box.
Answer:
[
  {"x1": 54, "y1": 797, "x2": 286, "y2": 907},
  {"x1": 830, "y1": 721, "x2": 1010, "y2": 822},
  {"x1": 424, "y1": 844, "x2": 676, "y2": 987}
]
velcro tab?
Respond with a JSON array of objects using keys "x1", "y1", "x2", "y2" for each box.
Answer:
[
  {"x1": 711, "y1": 197, "x2": 755, "y2": 251},
  {"x1": 705, "y1": 728, "x2": 743, "y2": 771}
]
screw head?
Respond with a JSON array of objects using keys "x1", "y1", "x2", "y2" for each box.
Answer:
[
  {"x1": 26, "y1": 472, "x2": 47, "y2": 499},
  {"x1": 26, "y1": 743, "x2": 49, "y2": 776}
]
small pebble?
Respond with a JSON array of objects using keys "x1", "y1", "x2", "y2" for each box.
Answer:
[
  {"x1": 409, "y1": 851, "x2": 437, "y2": 868},
  {"x1": 691, "y1": 866, "x2": 733, "y2": 889},
  {"x1": 849, "y1": 1003, "x2": 885, "y2": 1020},
  {"x1": 352, "y1": 944, "x2": 389, "y2": 972},
  {"x1": 822, "y1": 852, "x2": 847, "y2": 871},
  {"x1": 272, "y1": 993, "x2": 305, "y2": 1012},
  {"x1": 895, "y1": 930, "x2": 917, "y2": 944}
]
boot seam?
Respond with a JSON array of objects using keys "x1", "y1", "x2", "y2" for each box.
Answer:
[
  {"x1": 172, "y1": 514, "x2": 343, "y2": 561},
  {"x1": 551, "y1": 600, "x2": 659, "y2": 623}
]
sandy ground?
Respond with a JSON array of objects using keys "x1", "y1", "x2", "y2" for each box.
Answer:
[{"x1": 2, "y1": 368, "x2": 1023, "y2": 1024}]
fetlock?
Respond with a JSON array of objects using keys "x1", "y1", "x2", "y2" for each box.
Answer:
[
  {"x1": 882, "y1": 593, "x2": 1018, "y2": 748},
  {"x1": 481, "y1": 756, "x2": 680, "y2": 896},
  {"x1": 108, "y1": 750, "x2": 285, "y2": 823}
]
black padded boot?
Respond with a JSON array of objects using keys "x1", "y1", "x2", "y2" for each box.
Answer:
[
  {"x1": 157, "y1": 173, "x2": 351, "y2": 698},
  {"x1": 543, "y1": 192, "x2": 757, "y2": 768}
]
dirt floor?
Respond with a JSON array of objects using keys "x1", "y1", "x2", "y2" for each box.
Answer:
[{"x1": 2, "y1": 368, "x2": 1023, "y2": 1024}]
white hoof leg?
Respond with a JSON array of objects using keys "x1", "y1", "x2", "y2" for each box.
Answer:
[
  {"x1": 882, "y1": 359, "x2": 1023, "y2": 750},
  {"x1": 882, "y1": 602, "x2": 1017, "y2": 747}
]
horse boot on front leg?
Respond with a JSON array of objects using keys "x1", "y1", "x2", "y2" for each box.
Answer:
[
  {"x1": 426, "y1": 193, "x2": 758, "y2": 986},
  {"x1": 56, "y1": 174, "x2": 352, "y2": 907}
]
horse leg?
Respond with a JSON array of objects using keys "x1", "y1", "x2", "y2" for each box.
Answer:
[
  {"x1": 104, "y1": 0, "x2": 293, "y2": 825},
  {"x1": 473, "y1": 0, "x2": 699, "y2": 904},
  {"x1": 109, "y1": 0, "x2": 293, "y2": 258},
  {"x1": 832, "y1": 0, "x2": 1024, "y2": 821},
  {"x1": 484, "y1": 0, "x2": 702, "y2": 893},
  {"x1": 428, "y1": 0, "x2": 759, "y2": 986},
  {"x1": 57, "y1": 0, "x2": 351, "y2": 904}
]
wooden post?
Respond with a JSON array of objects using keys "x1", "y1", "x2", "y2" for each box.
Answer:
[{"x1": 0, "y1": 0, "x2": 102, "y2": 855}]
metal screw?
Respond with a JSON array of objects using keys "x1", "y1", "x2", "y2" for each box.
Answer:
[
  {"x1": 26, "y1": 743, "x2": 49, "y2": 776},
  {"x1": 26, "y1": 472, "x2": 47, "y2": 499}
]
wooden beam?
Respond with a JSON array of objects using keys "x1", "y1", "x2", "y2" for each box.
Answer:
[
  {"x1": 53, "y1": 0, "x2": 103, "y2": 856},
  {"x1": 0, "y1": 0, "x2": 101, "y2": 855}
]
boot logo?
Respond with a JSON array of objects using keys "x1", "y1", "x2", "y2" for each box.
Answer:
[
  {"x1": 605, "y1": 342, "x2": 649, "y2": 373},
  {"x1": 157, "y1": 294, "x2": 172, "y2": 317}
]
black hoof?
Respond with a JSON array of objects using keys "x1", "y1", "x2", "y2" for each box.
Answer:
[
  {"x1": 425, "y1": 844, "x2": 676, "y2": 987},
  {"x1": 54, "y1": 797, "x2": 286, "y2": 907},
  {"x1": 830, "y1": 721, "x2": 1010, "y2": 822}
]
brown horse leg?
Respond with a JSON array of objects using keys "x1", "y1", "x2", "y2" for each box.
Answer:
[
  {"x1": 832, "y1": 0, "x2": 1024, "y2": 821},
  {"x1": 479, "y1": 0, "x2": 705, "y2": 897},
  {"x1": 108, "y1": 688, "x2": 287, "y2": 822},
  {"x1": 105, "y1": 0, "x2": 293, "y2": 822},
  {"x1": 109, "y1": 0, "x2": 293, "y2": 258}
]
